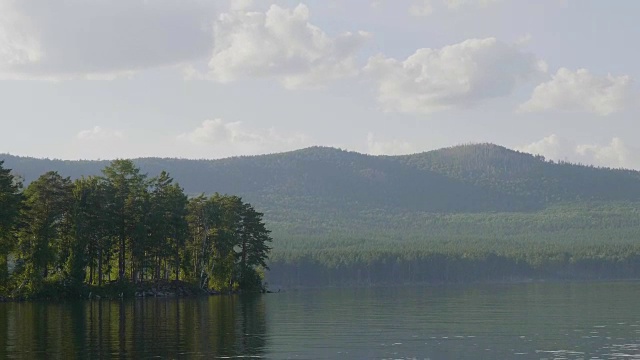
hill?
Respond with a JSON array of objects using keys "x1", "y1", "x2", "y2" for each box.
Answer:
[
  {"x1": 3, "y1": 144, "x2": 640, "y2": 215},
  {"x1": 4, "y1": 144, "x2": 640, "y2": 286}
]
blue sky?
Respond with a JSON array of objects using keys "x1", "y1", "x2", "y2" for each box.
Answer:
[{"x1": 0, "y1": 0, "x2": 638, "y2": 169}]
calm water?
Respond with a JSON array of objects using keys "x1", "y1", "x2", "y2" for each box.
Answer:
[{"x1": 1, "y1": 282, "x2": 640, "y2": 359}]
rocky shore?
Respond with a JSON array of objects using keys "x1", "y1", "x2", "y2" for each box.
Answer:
[{"x1": 132, "y1": 280, "x2": 218, "y2": 298}]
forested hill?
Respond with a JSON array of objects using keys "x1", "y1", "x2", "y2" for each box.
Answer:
[
  {"x1": 2, "y1": 143, "x2": 640, "y2": 215},
  {"x1": 398, "y1": 144, "x2": 640, "y2": 207}
]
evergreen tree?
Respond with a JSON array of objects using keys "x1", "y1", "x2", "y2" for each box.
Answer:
[
  {"x1": 101, "y1": 160, "x2": 148, "y2": 282},
  {"x1": 238, "y1": 201, "x2": 272, "y2": 289},
  {"x1": 148, "y1": 171, "x2": 188, "y2": 281},
  {"x1": 17, "y1": 171, "x2": 73, "y2": 288},
  {"x1": 0, "y1": 161, "x2": 22, "y2": 288},
  {"x1": 0, "y1": 160, "x2": 273, "y2": 298},
  {"x1": 68, "y1": 176, "x2": 111, "y2": 286}
]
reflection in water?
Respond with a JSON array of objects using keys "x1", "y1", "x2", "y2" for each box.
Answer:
[
  {"x1": 1, "y1": 283, "x2": 640, "y2": 359},
  {"x1": 0, "y1": 295, "x2": 267, "y2": 358},
  {"x1": 264, "y1": 282, "x2": 640, "y2": 359}
]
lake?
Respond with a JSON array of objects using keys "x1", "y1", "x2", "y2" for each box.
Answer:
[{"x1": 1, "y1": 282, "x2": 639, "y2": 359}]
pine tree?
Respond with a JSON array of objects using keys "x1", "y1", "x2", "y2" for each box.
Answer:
[
  {"x1": 101, "y1": 160, "x2": 148, "y2": 282},
  {"x1": 17, "y1": 171, "x2": 73, "y2": 288},
  {"x1": 0, "y1": 161, "x2": 22, "y2": 288}
]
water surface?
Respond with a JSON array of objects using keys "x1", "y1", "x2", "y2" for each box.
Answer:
[{"x1": 1, "y1": 282, "x2": 639, "y2": 359}]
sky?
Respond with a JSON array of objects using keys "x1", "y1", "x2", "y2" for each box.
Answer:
[{"x1": 0, "y1": 0, "x2": 639, "y2": 169}]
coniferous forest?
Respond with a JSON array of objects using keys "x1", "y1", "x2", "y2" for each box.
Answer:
[
  {"x1": 0, "y1": 159, "x2": 271, "y2": 300},
  {"x1": 4, "y1": 143, "x2": 640, "y2": 290}
]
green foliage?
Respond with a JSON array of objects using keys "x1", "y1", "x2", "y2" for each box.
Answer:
[
  {"x1": 0, "y1": 161, "x2": 21, "y2": 288},
  {"x1": 101, "y1": 159, "x2": 148, "y2": 282},
  {"x1": 265, "y1": 201, "x2": 640, "y2": 286},
  {"x1": 4, "y1": 144, "x2": 640, "y2": 291},
  {"x1": 6, "y1": 144, "x2": 640, "y2": 216},
  {"x1": 0, "y1": 160, "x2": 272, "y2": 299},
  {"x1": 16, "y1": 171, "x2": 74, "y2": 290},
  {"x1": 184, "y1": 193, "x2": 272, "y2": 292}
]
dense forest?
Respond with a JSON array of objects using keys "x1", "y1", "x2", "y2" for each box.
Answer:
[
  {"x1": 0, "y1": 160, "x2": 271, "y2": 299},
  {"x1": 5, "y1": 144, "x2": 640, "y2": 213},
  {"x1": 3, "y1": 143, "x2": 640, "y2": 288}
]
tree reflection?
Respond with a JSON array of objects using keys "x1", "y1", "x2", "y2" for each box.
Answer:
[{"x1": 0, "y1": 296, "x2": 267, "y2": 358}]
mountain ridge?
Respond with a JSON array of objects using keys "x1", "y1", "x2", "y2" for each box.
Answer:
[{"x1": 2, "y1": 143, "x2": 640, "y2": 217}]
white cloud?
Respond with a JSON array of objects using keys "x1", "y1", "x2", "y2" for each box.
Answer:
[
  {"x1": 229, "y1": 0, "x2": 254, "y2": 12},
  {"x1": 575, "y1": 138, "x2": 635, "y2": 169},
  {"x1": 370, "y1": 0, "x2": 384, "y2": 9},
  {"x1": 444, "y1": 0, "x2": 502, "y2": 10},
  {"x1": 0, "y1": 1, "x2": 42, "y2": 67},
  {"x1": 516, "y1": 134, "x2": 574, "y2": 162},
  {"x1": 77, "y1": 126, "x2": 124, "y2": 141},
  {"x1": 515, "y1": 33, "x2": 532, "y2": 47},
  {"x1": 208, "y1": 4, "x2": 371, "y2": 89},
  {"x1": 409, "y1": 1, "x2": 434, "y2": 16},
  {"x1": 380, "y1": 0, "x2": 502, "y2": 16},
  {"x1": 365, "y1": 37, "x2": 546, "y2": 114},
  {"x1": 179, "y1": 119, "x2": 309, "y2": 154},
  {"x1": 518, "y1": 134, "x2": 640, "y2": 169},
  {"x1": 519, "y1": 68, "x2": 632, "y2": 116},
  {"x1": 366, "y1": 133, "x2": 420, "y2": 155},
  {"x1": 179, "y1": 119, "x2": 260, "y2": 145},
  {"x1": 0, "y1": 0, "x2": 214, "y2": 79}
]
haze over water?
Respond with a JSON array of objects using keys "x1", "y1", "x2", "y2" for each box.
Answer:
[{"x1": 1, "y1": 282, "x2": 639, "y2": 359}]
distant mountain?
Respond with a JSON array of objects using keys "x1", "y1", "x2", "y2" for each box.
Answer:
[
  {"x1": 6, "y1": 144, "x2": 640, "y2": 286},
  {"x1": 398, "y1": 143, "x2": 640, "y2": 205},
  {"x1": 3, "y1": 144, "x2": 640, "y2": 217}
]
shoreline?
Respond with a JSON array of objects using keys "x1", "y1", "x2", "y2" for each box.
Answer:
[{"x1": 0, "y1": 279, "x2": 263, "y2": 303}]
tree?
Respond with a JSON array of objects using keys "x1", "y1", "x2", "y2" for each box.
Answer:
[
  {"x1": 237, "y1": 201, "x2": 272, "y2": 289},
  {"x1": 185, "y1": 194, "x2": 272, "y2": 291},
  {"x1": 185, "y1": 194, "x2": 218, "y2": 288},
  {"x1": 17, "y1": 171, "x2": 73, "y2": 287},
  {"x1": 0, "y1": 161, "x2": 22, "y2": 287},
  {"x1": 68, "y1": 176, "x2": 112, "y2": 286},
  {"x1": 147, "y1": 171, "x2": 188, "y2": 281},
  {"x1": 0, "y1": 159, "x2": 274, "y2": 297},
  {"x1": 101, "y1": 160, "x2": 148, "y2": 282}
]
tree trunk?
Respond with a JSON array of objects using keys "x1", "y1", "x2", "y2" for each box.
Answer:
[
  {"x1": 0, "y1": 254, "x2": 7, "y2": 287},
  {"x1": 89, "y1": 260, "x2": 94, "y2": 285},
  {"x1": 175, "y1": 251, "x2": 180, "y2": 281},
  {"x1": 98, "y1": 249, "x2": 103, "y2": 287},
  {"x1": 119, "y1": 232, "x2": 125, "y2": 281}
]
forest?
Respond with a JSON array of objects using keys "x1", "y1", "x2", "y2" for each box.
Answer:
[
  {"x1": 0, "y1": 160, "x2": 272, "y2": 300},
  {"x1": 266, "y1": 201, "x2": 640, "y2": 286},
  {"x1": 3, "y1": 143, "x2": 640, "y2": 289}
]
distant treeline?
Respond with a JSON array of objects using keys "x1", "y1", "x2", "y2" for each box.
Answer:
[
  {"x1": 5, "y1": 143, "x2": 640, "y2": 291},
  {"x1": 265, "y1": 203, "x2": 640, "y2": 287},
  {"x1": 0, "y1": 160, "x2": 271, "y2": 299},
  {"x1": 268, "y1": 249, "x2": 640, "y2": 287}
]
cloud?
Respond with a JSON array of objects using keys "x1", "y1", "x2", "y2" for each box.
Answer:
[
  {"x1": 516, "y1": 134, "x2": 573, "y2": 161},
  {"x1": 179, "y1": 119, "x2": 260, "y2": 145},
  {"x1": 575, "y1": 138, "x2": 636, "y2": 169},
  {"x1": 409, "y1": 1, "x2": 434, "y2": 16},
  {"x1": 365, "y1": 37, "x2": 546, "y2": 114},
  {"x1": 208, "y1": 4, "x2": 371, "y2": 89},
  {"x1": 366, "y1": 133, "x2": 420, "y2": 155},
  {"x1": 0, "y1": 0, "x2": 215, "y2": 79},
  {"x1": 518, "y1": 134, "x2": 640, "y2": 169},
  {"x1": 77, "y1": 126, "x2": 124, "y2": 141},
  {"x1": 443, "y1": 0, "x2": 502, "y2": 10},
  {"x1": 519, "y1": 68, "x2": 633, "y2": 116},
  {"x1": 515, "y1": 33, "x2": 532, "y2": 47},
  {"x1": 403, "y1": 0, "x2": 501, "y2": 16},
  {"x1": 229, "y1": 0, "x2": 254, "y2": 12},
  {"x1": 0, "y1": 1, "x2": 42, "y2": 67},
  {"x1": 179, "y1": 119, "x2": 309, "y2": 154}
]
